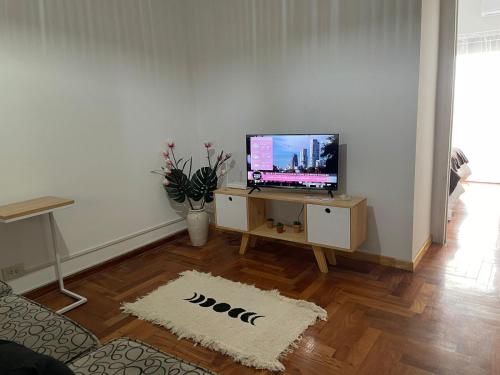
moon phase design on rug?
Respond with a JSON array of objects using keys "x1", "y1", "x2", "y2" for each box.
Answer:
[
  {"x1": 199, "y1": 298, "x2": 216, "y2": 308},
  {"x1": 184, "y1": 292, "x2": 264, "y2": 326}
]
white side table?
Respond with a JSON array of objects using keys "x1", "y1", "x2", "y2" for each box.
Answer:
[{"x1": 0, "y1": 197, "x2": 87, "y2": 314}]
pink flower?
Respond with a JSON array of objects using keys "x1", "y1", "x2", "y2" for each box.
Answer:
[
  {"x1": 166, "y1": 140, "x2": 175, "y2": 149},
  {"x1": 165, "y1": 168, "x2": 172, "y2": 175},
  {"x1": 166, "y1": 160, "x2": 174, "y2": 167},
  {"x1": 204, "y1": 142, "x2": 213, "y2": 149},
  {"x1": 163, "y1": 178, "x2": 170, "y2": 186},
  {"x1": 162, "y1": 151, "x2": 169, "y2": 160}
]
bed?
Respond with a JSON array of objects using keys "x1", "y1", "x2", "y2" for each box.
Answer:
[{"x1": 448, "y1": 147, "x2": 471, "y2": 220}]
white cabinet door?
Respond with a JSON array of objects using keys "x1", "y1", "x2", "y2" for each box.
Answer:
[
  {"x1": 215, "y1": 194, "x2": 248, "y2": 231},
  {"x1": 307, "y1": 204, "x2": 351, "y2": 249}
]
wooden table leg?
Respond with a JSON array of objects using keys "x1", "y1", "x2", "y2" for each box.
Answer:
[
  {"x1": 325, "y1": 250, "x2": 337, "y2": 266},
  {"x1": 239, "y1": 233, "x2": 251, "y2": 255},
  {"x1": 249, "y1": 236, "x2": 258, "y2": 248},
  {"x1": 312, "y1": 246, "x2": 329, "y2": 273}
]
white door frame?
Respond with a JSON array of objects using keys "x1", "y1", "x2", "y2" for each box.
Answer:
[{"x1": 430, "y1": 0, "x2": 459, "y2": 244}]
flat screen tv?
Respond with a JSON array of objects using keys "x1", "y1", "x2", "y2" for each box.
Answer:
[{"x1": 246, "y1": 134, "x2": 339, "y2": 192}]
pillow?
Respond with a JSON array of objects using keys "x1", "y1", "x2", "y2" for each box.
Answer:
[{"x1": 0, "y1": 340, "x2": 74, "y2": 375}]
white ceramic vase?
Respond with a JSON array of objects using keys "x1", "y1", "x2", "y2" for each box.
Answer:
[{"x1": 186, "y1": 208, "x2": 209, "y2": 247}]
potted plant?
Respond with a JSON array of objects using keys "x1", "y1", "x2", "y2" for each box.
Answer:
[
  {"x1": 292, "y1": 220, "x2": 302, "y2": 233},
  {"x1": 152, "y1": 141, "x2": 231, "y2": 247},
  {"x1": 276, "y1": 222, "x2": 284, "y2": 233},
  {"x1": 266, "y1": 218, "x2": 274, "y2": 229}
]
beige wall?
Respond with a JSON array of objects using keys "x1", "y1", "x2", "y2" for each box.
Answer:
[{"x1": 430, "y1": 0, "x2": 458, "y2": 245}]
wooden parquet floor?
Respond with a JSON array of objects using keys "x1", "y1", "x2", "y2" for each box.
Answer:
[{"x1": 28, "y1": 183, "x2": 500, "y2": 374}]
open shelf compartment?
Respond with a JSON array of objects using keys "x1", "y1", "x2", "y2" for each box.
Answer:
[
  {"x1": 250, "y1": 223, "x2": 307, "y2": 244},
  {"x1": 247, "y1": 197, "x2": 307, "y2": 244}
]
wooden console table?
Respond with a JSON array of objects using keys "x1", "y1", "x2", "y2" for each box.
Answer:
[
  {"x1": 0, "y1": 197, "x2": 87, "y2": 314},
  {"x1": 214, "y1": 188, "x2": 367, "y2": 273}
]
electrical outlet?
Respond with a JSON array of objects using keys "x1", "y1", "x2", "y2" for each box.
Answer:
[{"x1": 2, "y1": 263, "x2": 25, "y2": 281}]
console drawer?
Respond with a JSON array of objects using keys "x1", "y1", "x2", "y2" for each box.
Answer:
[
  {"x1": 215, "y1": 194, "x2": 248, "y2": 231},
  {"x1": 307, "y1": 204, "x2": 351, "y2": 249}
]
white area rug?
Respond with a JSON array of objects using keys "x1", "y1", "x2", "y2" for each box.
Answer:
[{"x1": 121, "y1": 270, "x2": 327, "y2": 371}]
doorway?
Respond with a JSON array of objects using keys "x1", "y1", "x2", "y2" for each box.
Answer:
[{"x1": 447, "y1": 0, "x2": 500, "y2": 238}]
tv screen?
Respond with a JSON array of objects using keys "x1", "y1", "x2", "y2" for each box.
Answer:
[{"x1": 246, "y1": 134, "x2": 339, "y2": 191}]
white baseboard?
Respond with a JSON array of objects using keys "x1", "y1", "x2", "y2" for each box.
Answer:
[{"x1": 10, "y1": 218, "x2": 187, "y2": 294}]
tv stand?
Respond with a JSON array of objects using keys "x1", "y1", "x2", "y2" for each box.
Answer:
[
  {"x1": 214, "y1": 188, "x2": 367, "y2": 273},
  {"x1": 248, "y1": 185, "x2": 261, "y2": 195}
]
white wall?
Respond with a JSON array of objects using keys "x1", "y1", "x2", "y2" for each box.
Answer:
[
  {"x1": 187, "y1": 0, "x2": 422, "y2": 261},
  {"x1": 459, "y1": 0, "x2": 500, "y2": 34},
  {"x1": 0, "y1": 0, "x2": 195, "y2": 292},
  {"x1": 0, "y1": 1, "x2": 436, "y2": 293},
  {"x1": 412, "y1": 0, "x2": 440, "y2": 258}
]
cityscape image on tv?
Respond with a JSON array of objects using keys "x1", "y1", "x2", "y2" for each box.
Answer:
[{"x1": 247, "y1": 134, "x2": 339, "y2": 189}]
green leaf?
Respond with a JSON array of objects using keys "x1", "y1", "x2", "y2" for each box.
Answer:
[
  {"x1": 190, "y1": 167, "x2": 217, "y2": 202},
  {"x1": 164, "y1": 169, "x2": 191, "y2": 203}
]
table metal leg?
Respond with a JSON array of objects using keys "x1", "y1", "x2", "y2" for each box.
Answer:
[{"x1": 48, "y1": 212, "x2": 87, "y2": 314}]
